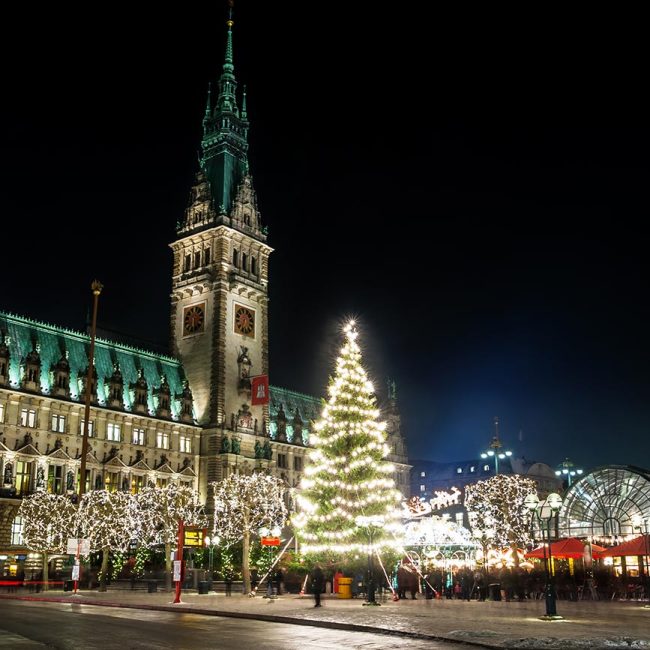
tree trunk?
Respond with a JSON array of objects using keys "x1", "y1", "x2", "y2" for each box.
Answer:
[
  {"x1": 165, "y1": 541, "x2": 172, "y2": 591},
  {"x1": 242, "y1": 529, "x2": 251, "y2": 594},
  {"x1": 511, "y1": 541, "x2": 520, "y2": 568},
  {"x1": 42, "y1": 552, "x2": 49, "y2": 592},
  {"x1": 98, "y1": 547, "x2": 109, "y2": 592}
]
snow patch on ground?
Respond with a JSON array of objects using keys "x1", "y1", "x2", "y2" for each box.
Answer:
[
  {"x1": 447, "y1": 629, "x2": 502, "y2": 638},
  {"x1": 503, "y1": 637, "x2": 650, "y2": 649}
]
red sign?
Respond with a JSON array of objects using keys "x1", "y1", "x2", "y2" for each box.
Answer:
[
  {"x1": 261, "y1": 536, "x2": 280, "y2": 547},
  {"x1": 251, "y1": 375, "x2": 269, "y2": 405}
]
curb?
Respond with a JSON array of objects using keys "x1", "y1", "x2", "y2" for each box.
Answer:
[{"x1": 0, "y1": 594, "x2": 499, "y2": 649}]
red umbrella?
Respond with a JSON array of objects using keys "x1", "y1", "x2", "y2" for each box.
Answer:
[
  {"x1": 525, "y1": 538, "x2": 606, "y2": 560},
  {"x1": 600, "y1": 534, "x2": 650, "y2": 557}
]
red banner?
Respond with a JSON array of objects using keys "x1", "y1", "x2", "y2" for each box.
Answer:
[
  {"x1": 261, "y1": 536, "x2": 281, "y2": 546},
  {"x1": 251, "y1": 375, "x2": 269, "y2": 405}
]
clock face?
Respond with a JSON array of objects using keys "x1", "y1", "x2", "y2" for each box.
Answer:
[
  {"x1": 183, "y1": 303, "x2": 205, "y2": 336},
  {"x1": 234, "y1": 304, "x2": 255, "y2": 338}
]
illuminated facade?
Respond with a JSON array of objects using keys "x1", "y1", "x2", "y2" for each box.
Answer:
[{"x1": 0, "y1": 12, "x2": 410, "y2": 566}]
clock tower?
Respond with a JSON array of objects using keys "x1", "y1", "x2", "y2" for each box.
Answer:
[{"x1": 170, "y1": 9, "x2": 272, "y2": 493}]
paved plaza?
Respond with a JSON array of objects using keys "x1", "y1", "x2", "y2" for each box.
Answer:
[{"x1": 1, "y1": 589, "x2": 649, "y2": 648}]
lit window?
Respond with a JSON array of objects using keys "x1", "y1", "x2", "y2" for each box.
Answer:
[
  {"x1": 420, "y1": 471, "x2": 426, "y2": 478},
  {"x1": 0, "y1": 403, "x2": 4, "y2": 423},
  {"x1": 47, "y1": 465, "x2": 64, "y2": 494},
  {"x1": 132, "y1": 427, "x2": 145, "y2": 445},
  {"x1": 484, "y1": 464, "x2": 490, "y2": 472},
  {"x1": 80, "y1": 420, "x2": 94, "y2": 437},
  {"x1": 51, "y1": 414, "x2": 66, "y2": 433},
  {"x1": 20, "y1": 408, "x2": 37, "y2": 428},
  {"x1": 156, "y1": 431, "x2": 170, "y2": 449},
  {"x1": 470, "y1": 466, "x2": 475, "y2": 473},
  {"x1": 179, "y1": 434, "x2": 191, "y2": 453},
  {"x1": 107, "y1": 423, "x2": 121, "y2": 442},
  {"x1": 455, "y1": 512, "x2": 464, "y2": 526},
  {"x1": 130, "y1": 475, "x2": 145, "y2": 494},
  {"x1": 420, "y1": 484, "x2": 426, "y2": 493},
  {"x1": 456, "y1": 467, "x2": 463, "y2": 474},
  {"x1": 11, "y1": 516, "x2": 23, "y2": 545}
]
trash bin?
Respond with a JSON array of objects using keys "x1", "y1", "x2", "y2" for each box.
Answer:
[
  {"x1": 488, "y1": 583, "x2": 501, "y2": 601},
  {"x1": 338, "y1": 577, "x2": 353, "y2": 599},
  {"x1": 198, "y1": 581, "x2": 210, "y2": 595},
  {"x1": 147, "y1": 581, "x2": 157, "y2": 593},
  {"x1": 63, "y1": 580, "x2": 74, "y2": 592}
]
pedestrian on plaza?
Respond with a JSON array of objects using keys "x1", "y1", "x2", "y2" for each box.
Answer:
[
  {"x1": 397, "y1": 563, "x2": 409, "y2": 599},
  {"x1": 224, "y1": 572, "x2": 233, "y2": 597},
  {"x1": 310, "y1": 563, "x2": 324, "y2": 607},
  {"x1": 273, "y1": 567, "x2": 284, "y2": 596},
  {"x1": 408, "y1": 566, "x2": 418, "y2": 599}
]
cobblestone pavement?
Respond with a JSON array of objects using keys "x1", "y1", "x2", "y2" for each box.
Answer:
[{"x1": 2, "y1": 589, "x2": 649, "y2": 648}]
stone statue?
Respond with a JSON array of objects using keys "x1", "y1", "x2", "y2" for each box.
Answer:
[
  {"x1": 3, "y1": 462, "x2": 13, "y2": 485},
  {"x1": 237, "y1": 404, "x2": 253, "y2": 429},
  {"x1": 254, "y1": 440, "x2": 263, "y2": 459},
  {"x1": 220, "y1": 436, "x2": 231, "y2": 454},
  {"x1": 237, "y1": 346, "x2": 252, "y2": 392},
  {"x1": 66, "y1": 470, "x2": 74, "y2": 492},
  {"x1": 292, "y1": 408, "x2": 303, "y2": 445},
  {"x1": 36, "y1": 466, "x2": 45, "y2": 490},
  {"x1": 263, "y1": 440, "x2": 272, "y2": 460},
  {"x1": 276, "y1": 403, "x2": 287, "y2": 442},
  {"x1": 231, "y1": 437, "x2": 241, "y2": 455}
]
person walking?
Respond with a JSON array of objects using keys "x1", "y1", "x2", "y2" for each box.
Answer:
[{"x1": 310, "y1": 563, "x2": 324, "y2": 607}]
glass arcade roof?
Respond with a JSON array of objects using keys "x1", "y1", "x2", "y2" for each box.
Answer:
[{"x1": 558, "y1": 465, "x2": 650, "y2": 537}]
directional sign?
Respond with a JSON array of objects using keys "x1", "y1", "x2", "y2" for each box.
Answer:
[
  {"x1": 67, "y1": 538, "x2": 90, "y2": 555},
  {"x1": 261, "y1": 536, "x2": 281, "y2": 547},
  {"x1": 173, "y1": 560, "x2": 182, "y2": 582},
  {"x1": 71, "y1": 564, "x2": 80, "y2": 581}
]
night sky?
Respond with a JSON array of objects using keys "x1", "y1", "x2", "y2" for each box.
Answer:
[{"x1": 1, "y1": 5, "x2": 648, "y2": 471}]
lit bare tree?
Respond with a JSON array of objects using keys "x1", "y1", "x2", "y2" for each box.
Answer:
[{"x1": 211, "y1": 474, "x2": 287, "y2": 594}]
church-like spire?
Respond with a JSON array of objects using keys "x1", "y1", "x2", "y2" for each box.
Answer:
[{"x1": 198, "y1": 0, "x2": 253, "y2": 225}]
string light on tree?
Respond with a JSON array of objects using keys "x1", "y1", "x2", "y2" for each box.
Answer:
[
  {"x1": 210, "y1": 473, "x2": 287, "y2": 595},
  {"x1": 18, "y1": 493, "x2": 77, "y2": 591},
  {"x1": 293, "y1": 320, "x2": 403, "y2": 555}
]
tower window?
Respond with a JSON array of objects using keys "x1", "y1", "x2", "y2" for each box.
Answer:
[
  {"x1": 484, "y1": 464, "x2": 490, "y2": 472},
  {"x1": 420, "y1": 471, "x2": 426, "y2": 478},
  {"x1": 204, "y1": 248, "x2": 211, "y2": 265},
  {"x1": 232, "y1": 249, "x2": 239, "y2": 267},
  {"x1": 184, "y1": 254, "x2": 191, "y2": 272},
  {"x1": 194, "y1": 251, "x2": 201, "y2": 268},
  {"x1": 419, "y1": 484, "x2": 426, "y2": 493},
  {"x1": 251, "y1": 257, "x2": 257, "y2": 275},
  {"x1": 242, "y1": 253, "x2": 248, "y2": 271},
  {"x1": 456, "y1": 467, "x2": 463, "y2": 474}
]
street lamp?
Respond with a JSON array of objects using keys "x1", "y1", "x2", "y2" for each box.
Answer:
[
  {"x1": 480, "y1": 417, "x2": 512, "y2": 475},
  {"x1": 632, "y1": 515, "x2": 649, "y2": 606},
  {"x1": 525, "y1": 492, "x2": 564, "y2": 620},
  {"x1": 554, "y1": 458, "x2": 584, "y2": 488},
  {"x1": 355, "y1": 515, "x2": 384, "y2": 606},
  {"x1": 204, "y1": 535, "x2": 219, "y2": 580}
]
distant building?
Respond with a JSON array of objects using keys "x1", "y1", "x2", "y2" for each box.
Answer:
[{"x1": 409, "y1": 456, "x2": 562, "y2": 528}]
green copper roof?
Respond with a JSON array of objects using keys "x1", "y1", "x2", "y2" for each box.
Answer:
[
  {"x1": 269, "y1": 385, "x2": 322, "y2": 445},
  {"x1": 0, "y1": 312, "x2": 191, "y2": 421},
  {"x1": 200, "y1": 12, "x2": 249, "y2": 216}
]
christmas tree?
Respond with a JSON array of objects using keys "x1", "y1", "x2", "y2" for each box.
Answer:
[{"x1": 293, "y1": 321, "x2": 403, "y2": 555}]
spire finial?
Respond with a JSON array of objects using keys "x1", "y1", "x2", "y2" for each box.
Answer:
[
  {"x1": 204, "y1": 82, "x2": 212, "y2": 119},
  {"x1": 241, "y1": 84, "x2": 247, "y2": 119}
]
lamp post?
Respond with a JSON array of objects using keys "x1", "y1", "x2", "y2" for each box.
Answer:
[
  {"x1": 480, "y1": 417, "x2": 512, "y2": 475},
  {"x1": 79, "y1": 280, "x2": 103, "y2": 499},
  {"x1": 204, "y1": 535, "x2": 219, "y2": 580},
  {"x1": 554, "y1": 458, "x2": 583, "y2": 488},
  {"x1": 632, "y1": 515, "x2": 649, "y2": 605},
  {"x1": 356, "y1": 515, "x2": 384, "y2": 606},
  {"x1": 525, "y1": 492, "x2": 564, "y2": 620}
]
